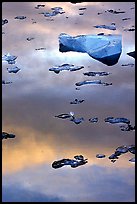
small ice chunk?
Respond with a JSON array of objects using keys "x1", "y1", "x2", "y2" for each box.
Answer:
[
  {"x1": 27, "y1": 37, "x2": 35, "y2": 41},
  {"x1": 55, "y1": 113, "x2": 73, "y2": 119},
  {"x1": 104, "y1": 117, "x2": 130, "y2": 124},
  {"x1": 127, "y1": 51, "x2": 135, "y2": 59},
  {"x1": 35, "y1": 4, "x2": 45, "y2": 9},
  {"x1": 2, "y1": 19, "x2": 8, "y2": 25},
  {"x1": 14, "y1": 16, "x2": 26, "y2": 20},
  {"x1": 108, "y1": 153, "x2": 119, "y2": 160},
  {"x1": 94, "y1": 23, "x2": 116, "y2": 30},
  {"x1": 89, "y1": 117, "x2": 98, "y2": 123},
  {"x1": 75, "y1": 80, "x2": 112, "y2": 86},
  {"x1": 96, "y1": 154, "x2": 106, "y2": 158},
  {"x1": 129, "y1": 157, "x2": 135, "y2": 163},
  {"x1": 70, "y1": 117, "x2": 84, "y2": 125},
  {"x1": 70, "y1": 99, "x2": 84, "y2": 104},
  {"x1": 49, "y1": 64, "x2": 84, "y2": 74},
  {"x1": 83, "y1": 71, "x2": 111, "y2": 76},
  {"x1": 2, "y1": 132, "x2": 15, "y2": 140},
  {"x1": 2, "y1": 53, "x2": 17, "y2": 64},
  {"x1": 7, "y1": 66, "x2": 20, "y2": 73},
  {"x1": 107, "y1": 9, "x2": 125, "y2": 14},
  {"x1": 2, "y1": 80, "x2": 12, "y2": 84}
]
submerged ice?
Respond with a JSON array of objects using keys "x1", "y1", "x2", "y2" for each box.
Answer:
[{"x1": 59, "y1": 33, "x2": 122, "y2": 66}]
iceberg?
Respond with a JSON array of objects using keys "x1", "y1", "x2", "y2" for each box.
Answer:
[
  {"x1": 93, "y1": 23, "x2": 116, "y2": 30},
  {"x1": 75, "y1": 80, "x2": 112, "y2": 86},
  {"x1": 49, "y1": 64, "x2": 84, "y2": 74},
  {"x1": 83, "y1": 71, "x2": 111, "y2": 76},
  {"x1": 7, "y1": 66, "x2": 20, "y2": 73},
  {"x1": 59, "y1": 33, "x2": 122, "y2": 66}
]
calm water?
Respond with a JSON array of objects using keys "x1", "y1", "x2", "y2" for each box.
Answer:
[{"x1": 2, "y1": 2, "x2": 135, "y2": 202}]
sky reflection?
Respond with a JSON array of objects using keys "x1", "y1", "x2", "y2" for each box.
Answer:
[{"x1": 2, "y1": 2, "x2": 135, "y2": 202}]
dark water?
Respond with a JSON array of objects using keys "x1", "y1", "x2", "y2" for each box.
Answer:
[{"x1": 2, "y1": 2, "x2": 135, "y2": 202}]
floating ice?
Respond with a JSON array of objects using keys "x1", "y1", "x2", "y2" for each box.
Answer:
[
  {"x1": 2, "y1": 53, "x2": 17, "y2": 64},
  {"x1": 127, "y1": 51, "x2": 135, "y2": 59},
  {"x1": 115, "y1": 145, "x2": 129, "y2": 154},
  {"x1": 49, "y1": 64, "x2": 84, "y2": 74},
  {"x1": 79, "y1": 7, "x2": 87, "y2": 10},
  {"x1": 120, "y1": 124, "x2": 135, "y2": 131},
  {"x1": 104, "y1": 117, "x2": 130, "y2": 124},
  {"x1": 89, "y1": 117, "x2": 98, "y2": 123},
  {"x1": 107, "y1": 9, "x2": 125, "y2": 14},
  {"x1": 2, "y1": 19, "x2": 8, "y2": 25},
  {"x1": 83, "y1": 71, "x2": 111, "y2": 76},
  {"x1": 75, "y1": 80, "x2": 112, "y2": 86},
  {"x1": 108, "y1": 154, "x2": 119, "y2": 160},
  {"x1": 35, "y1": 47, "x2": 46, "y2": 50},
  {"x1": 27, "y1": 37, "x2": 35, "y2": 41},
  {"x1": 129, "y1": 157, "x2": 135, "y2": 163},
  {"x1": 70, "y1": 99, "x2": 84, "y2": 104},
  {"x1": 59, "y1": 33, "x2": 122, "y2": 66},
  {"x1": 39, "y1": 7, "x2": 65, "y2": 17},
  {"x1": 121, "y1": 63, "x2": 134, "y2": 67},
  {"x1": 7, "y1": 66, "x2": 20, "y2": 73},
  {"x1": 122, "y1": 17, "x2": 131, "y2": 21},
  {"x1": 55, "y1": 113, "x2": 73, "y2": 119},
  {"x1": 124, "y1": 28, "x2": 135, "y2": 32},
  {"x1": 14, "y1": 16, "x2": 26, "y2": 20},
  {"x1": 2, "y1": 80, "x2": 12, "y2": 84},
  {"x1": 52, "y1": 155, "x2": 88, "y2": 169},
  {"x1": 96, "y1": 154, "x2": 106, "y2": 158},
  {"x1": 35, "y1": 4, "x2": 45, "y2": 9},
  {"x1": 2, "y1": 132, "x2": 15, "y2": 140},
  {"x1": 70, "y1": 117, "x2": 84, "y2": 125},
  {"x1": 93, "y1": 23, "x2": 116, "y2": 30}
]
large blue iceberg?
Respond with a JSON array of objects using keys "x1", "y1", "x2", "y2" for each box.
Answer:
[{"x1": 59, "y1": 33, "x2": 122, "y2": 66}]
